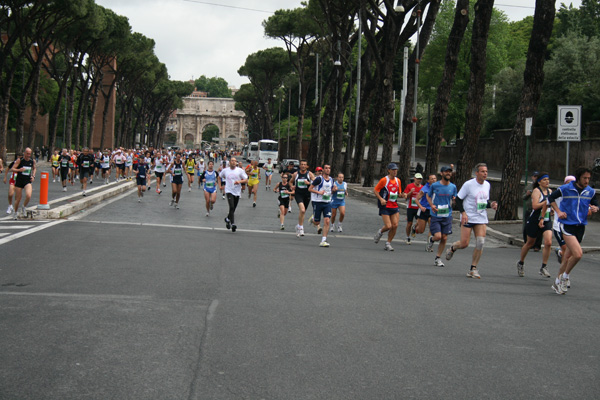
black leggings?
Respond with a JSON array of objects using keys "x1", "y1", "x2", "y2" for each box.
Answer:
[
  {"x1": 60, "y1": 167, "x2": 69, "y2": 182},
  {"x1": 226, "y1": 193, "x2": 239, "y2": 224}
]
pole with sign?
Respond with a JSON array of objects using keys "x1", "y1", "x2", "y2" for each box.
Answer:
[
  {"x1": 523, "y1": 117, "x2": 532, "y2": 226},
  {"x1": 557, "y1": 105, "x2": 582, "y2": 176}
]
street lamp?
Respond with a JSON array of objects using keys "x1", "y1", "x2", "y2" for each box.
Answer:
[{"x1": 411, "y1": 1, "x2": 423, "y2": 168}]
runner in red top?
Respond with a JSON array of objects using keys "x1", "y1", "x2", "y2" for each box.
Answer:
[
  {"x1": 373, "y1": 163, "x2": 407, "y2": 251},
  {"x1": 403, "y1": 173, "x2": 423, "y2": 245}
]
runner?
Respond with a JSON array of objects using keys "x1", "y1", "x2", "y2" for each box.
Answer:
[
  {"x1": 51, "y1": 150, "x2": 60, "y2": 182},
  {"x1": 290, "y1": 160, "x2": 315, "y2": 237},
  {"x1": 246, "y1": 159, "x2": 261, "y2": 207},
  {"x1": 308, "y1": 164, "x2": 334, "y2": 247},
  {"x1": 553, "y1": 175, "x2": 576, "y2": 267},
  {"x1": 113, "y1": 149, "x2": 125, "y2": 182},
  {"x1": 69, "y1": 151, "x2": 77, "y2": 185},
  {"x1": 3, "y1": 156, "x2": 17, "y2": 214},
  {"x1": 201, "y1": 161, "x2": 218, "y2": 216},
  {"x1": 166, "y1": 152, "x2": 184, "y2": 209},
  {"x1": 219, "y1": 157, "x2": 248, "y2": 233},
  {"x1": 94, "y1": 150, "x2": 103, "y2": 181},
  {"x1": 100, "y1": 151, "x2": 111, "y2": 184},
  {"x1": 196, "y1": 158, "x2": 206, "y2": 189},
  {"x1": 516, "y1": 171, "x2": 554, "y2": 278},
  {"x1": 77, "y1": 147, "x2": 95, "y2": 196},
  {"x1": 373, "y1": 163, "x2": 406, "y2": 251},
  {"x1": 263, "y1": 157, "x2": 275, "y2": 190},
  {"x1": 59, "y1": 149, "x2": 70, "y2": 191},
  {"x1": 11, "y1": 147, "x2": 36, "y2": 219},
  {"x1": 185, "y1": 153, "x2": 196, "y2": 192},
  {"x1": 411, "y1": 173, "x2": 436, "y2": 239},
  {"x1": 125, "y1": 150, "x2": 133, "y2": 181},
  {"x1": 153, "y1": 151, "x2": 167, "y2": 193},
  {"x1": 548, "y1": 167, "x2": 599, "y2": 294},
  {"x1": 330, "y1": 172, "x2": 348, "y2": 232},
  {"x1": 425, "y1": 166, "x2": 457, "y2": 267},
  {"x1": 274, "y1": 173, "x2": 294, "y2": 230},
  {"x1": 445, "y1": 163, "x2": 498, "y2": 279},
  {"x1": 134, "y1": 155, "x2": 149, "y2": 202},
  {"x1": 403, "y1": 173, "x2": 423, "y2": 244}
]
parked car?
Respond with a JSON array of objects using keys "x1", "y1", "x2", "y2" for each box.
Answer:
[{"x1": 279, "y1": 159, "x2": 299, "y2": 173}]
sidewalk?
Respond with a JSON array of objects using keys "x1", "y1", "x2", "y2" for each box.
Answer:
[{"x1": 347, "y1": 183, "x2": 600, "y2": 253}]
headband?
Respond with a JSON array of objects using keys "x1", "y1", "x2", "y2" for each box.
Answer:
[{"x1": 537, "y1": 174, "x2": 549, "y2": 182}]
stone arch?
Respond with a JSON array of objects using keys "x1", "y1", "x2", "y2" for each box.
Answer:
[{"x1": 184, "y1": 134, "x2": 194, "y2": 149}]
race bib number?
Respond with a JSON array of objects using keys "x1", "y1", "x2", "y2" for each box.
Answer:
[
  {"x1": 52, "y1": 161, "x2": 58, "y2": 167},
  {"x1": 337, "y1": 191, "x2": 345, "y2": 199},
  {"x1": 281, "y1": 191, "x2": 289, "y2": 199},
  {"x1": 389, "y1": 192, "x2": 398, "y2": 203},
  {"x1": 411, "y1": 197, "x2": 418, "y2": 207},
  {"x1": 68, "y1": 162, "x2": 74, "y2": 168},
  {"x1": 477, "y1": 201, "x2": 487, "y2": 212},
  {"x1": 544, "y1": 210, "x2": 550, "y2": 221},
  {"x1": 22, "y1": 166, "x2": 31, "y2": 176},
  {"x1": 322, "y1": 192, "x2": 331, "y2": 201},
  {"x1": 61, "y1": 161, "x2": 68, "y2": 167},
  {"x1": 437, "y1": 204, "x2": 450, "y2": 217},
  {"x1": 138, "y1": 174, "x2": 145, "y2": 179},
  {"x1": 187, "y1": 167, "x2": 194, "y2": 173},
  {"x1": 251, "y1": 173, "x2": 258, "y2": 179},
  {"x1": 297, "y1": 179, "x2": 307, "y2": 189},
  {"x1": 174, "y1": 168, "x2": 182, "y2": 176},
  {"x1": 83, "y1": 161, "x2": 90, "y2": 168}
]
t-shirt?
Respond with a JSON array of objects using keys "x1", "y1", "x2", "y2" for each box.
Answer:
[
  {"x1": 419, "y1": 183, "x2": 431, "y2": 209},
  {"x1": 404, "y1": 183, "x2": 423, "y2": 209},
  {"x1": 310, "y1": 176, "x2": 334, "y2": 203},
  {"x1": 374, "y1": 176, "x2": 401, "y2": 209},
  {"x1": 277, "y1": 183, "x2": 292, "y2": 199},
  {"x1": 428, "y1": 181, "x2": 457, "y2": 218},
  {"x1": 219, "y1": 167, "x2": 248, "y2": 197},
  {"x1": 457, "y1": 178, "x2": 491, "y2": 224}
]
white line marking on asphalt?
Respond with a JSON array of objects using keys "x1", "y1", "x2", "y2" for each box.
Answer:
[
  {"x1": 0, "y1": 233, "x2": 9, "y2": 237},
  {"x1": 0, "y1": 225, "x2": 35, "y2": 229},
  {"x1": 207, "y1": 299, "x2": 219, "y2": 321},
  {"x1": 0, "y1": 220, "x2": 65, "y2": 246},
  {"x1": 0, "y1": 291, "x2": 212, "y2": 305}
]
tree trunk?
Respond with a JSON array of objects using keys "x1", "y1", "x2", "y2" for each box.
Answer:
[
  {"x1": 14, "y1": 102, "x2": 26, "y2": 155},
  {"x1": 425, "y1": 0, "x2": 470, "y2": 176},
  {"x1": 308, "y1": 96, "x2": 321, "y2": 170},
  {"x1": 363, "y1": 81, "x2": 385, "y2": 187},
  {"x1": 27, "y1": 62, "x2": 42, "y2": 149},
  {"x1": 455, "y1": 0, "x2": 495, "y2": 188},
  {"x1": 295, "y1": 75, "x2": 307, "y2": 160},
  {"x1": 100, "y1": 79, "x2": 116, "y2": 151},
  {"x1": 64, "y1": 75, "x2": 77, "y2": 149},
  {"x1": 496, "y1": 0, "x2": 556, "y2": 220},
  {"x1": 331, "y1": 68, "x2": 347, "y2": 173},
  {"x1": 47, "y1": 77, "x2": 69, "y2": 153},
  {"x1": 86, "y1": 71, "x2": 102, "y2": 149},
  {"x1": 378, "y1": 61, "x2": 397, "y2": 178}
]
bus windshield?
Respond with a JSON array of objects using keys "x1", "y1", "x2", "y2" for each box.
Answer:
[{"x1": 259, "y1": 141, "x2": 278, "y2": 152}]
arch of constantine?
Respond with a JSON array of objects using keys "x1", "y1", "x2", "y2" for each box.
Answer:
[{"x1": 175, "y1": 97, "x2": 246, "y2": 149}]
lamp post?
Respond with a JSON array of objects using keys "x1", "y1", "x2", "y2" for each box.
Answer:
[{"x1": 411, "y1": 1, "x2": 422, "y2": 168}]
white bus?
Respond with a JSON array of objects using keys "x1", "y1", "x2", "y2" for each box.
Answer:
[
  {"x1": 247, "y1": 142, "x2": 259, "y2": 161},
  {"x1": 257, "y1": 139, "x2": 279, "y2": 167}
]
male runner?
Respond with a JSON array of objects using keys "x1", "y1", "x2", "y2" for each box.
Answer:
[
  {"x1": 403, "y1": 173, "x2": 423, "y2": 244},
  {"x1": 426, "y1": 166, "x2": 457, "y2": 266},
  {"x1": 219, "y1": 157, "x2": 248, "y2": 233},
  {"x1": 309, "y1": 164, "x2": 334, "y2": 247},
  {"x1": 446, "y1": 163, "x2": 498, "y2": 279},
  {"x1": 77, "y1": 147, "x2": 95, "y2": 196},
  {"x1": 290, "y1": 160, "x2": 315, "y2": 237}
]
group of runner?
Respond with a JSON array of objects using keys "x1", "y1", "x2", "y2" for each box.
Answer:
[
  {"x1": 373, "y1": 162, "x2": 598, "y2": 295},
  {"x1": 3, "y1": 147, "x2": 598, "y2": 295}
]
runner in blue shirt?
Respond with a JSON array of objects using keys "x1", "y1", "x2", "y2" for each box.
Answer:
[
  {"x1": 426, "y1": 166, "x2": 457, "y2": 267},
  {"x1": 412, "y1": 173, "x2": 437, "y2": 237}
]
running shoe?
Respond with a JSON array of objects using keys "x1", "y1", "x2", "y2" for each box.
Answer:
[
  {"x1": 516, "y1": 261, "x2": 525, "y2": 277},
  {"x1": 13, "y1": 210, "x2": 17, "y2": 220},
  {"x1": 405, "y1": 237, "x2": 411, "y2": 245},
  {"x1": 231, "y1": 224, "x2": 237, "y2": 232},
  {"x1": 411, "y1": 225, "x2": 416, "y2": 238},
  {"x1": 175, "y1": 203, "x2": 180, "y2": 210},
  {"x1": 222, "y1": 194, "x2": 225, "y2": 200},
  {"x1": 319, "y1": 241, "x2": 330, "y2": 247},
  {"x1": 169, "y1": 199, "x2": 175, "y2": 206},
  {"x1": 253, "y1": 202, "x2": 256, "y2": 208},
  {"x1": 52, "y1": 179, "x2": 55, "y2": 183},
  {"x1": 299, "y1": 227, "x2": 305, "y2": 237},
  {"x1": 20, "y1": 206, "x2": 26, "y2": 217},
  {"x1": 317, "y1": 225, "x2": 322, "y2": 234},
  {"x1": 205, "y1": 212, "x2": 209, "y2": 217},
  {"x1": 539, "y1": 267, "x2": 551, "y2": 278},
  {"x1": 434, "y1": 258, "x2": 445, "y2": 267},
  {"x1": 295, "y1": 225, "x2": 300, "y2": 236},
  {"x1": 210, "y1": 203, "x2": 213, "y2": 210},
  {"x1": 163, "y1": 182, "x2": 166, "y2": 187},
  {"x1": 374, "y1": 230, "x2": 383, "y2": 244},
  {"x1": 225, "y1": 218, "x2": 231, "y2": 230},
  {"x1": 446, "y1": 246, "x2": 455, "y2": 261},
  {"x1": 566, "y1": 277, "x2": 571, "y2": 288},
  {"x1": 330, "y1": 225, "x2": 335, "y2": 232},
  {"x1": 280, "y1": 224, "x2": 285, "y2": 230},
  {"x1": 426, "y1": 236, "x2": 434, "y2": 252},
  {"x1": 559, "y1": 274, "x2": 569, "y2": 293},
  {"x1": 384, "y1": 243, "x2": 394, "y2": 251},
  {"x1": 6, "y1": 205, "x2": 13, "y2": 214},
  {"x1": 555, "y1": 247, "x2": 562, "y2": 264},
  {"x1": 551, "y1": 282, "x2": 564, "y2": 295},
  {"x1": 308, "y1": 215, "x2": 314, "y2": 224},
  {"x1": 82, "y1": 191, "x2": 86, "y2": 197},
  {"x1": 188, "y1": 187, "x2": 191, "y2": 192},
  {"x1": 138, "y1": 198, "x2": 141, "y2": 203},
  {"x1": 337, "y1": 225, "x2": 343, "y2": 233},
  {"x1": 288, "y1": 207, "x2": 292, "y2": 213},
  {"x1": 466, "y1": 269, "x2": 481, "y2": 279},
  {"x1": 63, "y1": 187, "x2": 67, "y2": 192}
]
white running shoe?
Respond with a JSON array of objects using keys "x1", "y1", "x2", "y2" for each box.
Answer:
[
  {"x1": 299, "y1": 227, "x2": 305, "y2": 237},
  {"x1": 6, "y1": 205, "x2": 13, "y2": 214},
  {"x1": 63, "y1": 187, "x2": 67, "y2": 192},
  {"x1": 175, "y1": 203, "x2": 180, "y2": 209},
  {"x1": 426, "y1": 236, "x2": 435, "y2": 252},
  {"x1": 188, "y1": 187, "x2": 191, "y2": 192},
  {"x1": 308, "y1": 215, "x2": 314, "y2": 224},
  {"x1": 384, "y1": 243, "x2": 394, "y2": 251},
  {"x1": 206, "y1": 212, "x2": 209, "y2": 217},
  {"x1": 169, "y1": 199, "x2": 174, "y2": 206},
  {"x1": 319, "y1": 241, "x2": 330, "y2": 247},
  {"x1": 539, "y1": 267, "x2": 551, "y2": 278},
  {"x1": 337, "y1": 225, "x2": 343, "y2": 233},
  {"x1": 466, "y1": 269, "x2": 481, "y2": 279},
  {"x1": 434, "y1": 258, "x2": 445, "y2": 267},
  {"x1": 138, "y1": 198, "x2": 141, "y2": 203},
  {"x1": 330, "y1": 224, "x2": 335, "y2": 232},
  {"x1": 374, "y1": 230, "x2": 383, "y2": 244},
  {"x1": 280, "y1": 224, "x2": 285, "y2": 230}
]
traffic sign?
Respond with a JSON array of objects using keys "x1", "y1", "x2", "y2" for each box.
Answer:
[{"x1": 557, "y1": 105, "x2": 582, "y2": 141}]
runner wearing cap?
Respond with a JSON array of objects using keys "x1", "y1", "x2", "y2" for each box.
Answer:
[
  {"x1": 548, "y1": 167, "x2": 599, "y2": 294},
  {"x1": 553, "y1": 175, "x2": 576, "y2": 267},
  {"x1": 446, "y1": 163, "x2": 498, "y2": 279},
  {"x1": 374, "y1": 163, "x2": 407, "y2": 251},
  {"x1": 403, "y1": 173, "x2": 423, "y2": 244},
  {"x1": 411, "y1": 173, "x2": 436, "y2": 238},
  {"x1": 425, "y1": 166, "x2": 457, "y2": 267}
]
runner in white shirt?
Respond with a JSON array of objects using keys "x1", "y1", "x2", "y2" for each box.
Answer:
[
  {"x1": 219, "y1": 157, "x2": 248, "y2": 233},
  {"x1": 445, "y1": 163, "x2": 498, "y2": 279},
  {"x1": 196, "y1": 158, "x2": 206, "y2": 189},
  {"x1": 263, "y1": 158, "x2": 275, "y2": 190}
]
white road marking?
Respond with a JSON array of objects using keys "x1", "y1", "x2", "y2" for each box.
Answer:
[{"x1": 0, "y1": 220, "x2": 65, "y2": 246}]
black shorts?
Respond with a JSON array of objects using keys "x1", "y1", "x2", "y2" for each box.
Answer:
[
  {"x1": 136, "y1": 177, "x2": 147, "y2": 186},
  {"x1": 553, "y1": 228, "x2": 565, "y2": 247},
  {"x1": 295, "y1": 191, "x2": 311, "y2": 208},
  {"x1": 560, "y1": 224, "x2": 585, "y2": 243},
  {"x1": 155, "y1": 172, "x2": 164, "y2": 178},
  {"x1": 525, "y1": 219, "x2": 552, "y2": 238},
  {"x1": 379, "y1": 207, "x2": 399, "y2": 216},
  {"x1": 407, "y1": 208, "x2": 419, "y2": 222},
  {"x1": 279, "y1": 198, "x2": 290, "y2": 208},
  {"x1": 117, "y1": 164, "x2": 125, "y2": 170},
  {"x1": 417, "y1": 208, "x2": 430, "y2": 221},
  {"x1": 14, "y1": 178, "x2": 31, "y2": 189},
  {"x1": 80, "y1": 170, "x2": 90, "y2": 180}
]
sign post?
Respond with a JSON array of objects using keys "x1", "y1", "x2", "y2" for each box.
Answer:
[
  {"x1": 557, "y1": 105, "x2": 582, "y2": 176},
  {"x1": 523, "y1": 117, "x2": 532, "y2": 225}
]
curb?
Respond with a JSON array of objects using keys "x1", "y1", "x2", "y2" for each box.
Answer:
[{"x1": 36, "y1": 180, "x2": 138, "y2": 219}]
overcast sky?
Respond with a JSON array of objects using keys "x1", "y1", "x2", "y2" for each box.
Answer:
[{"x1": 94, "y1": 0, "x2": 582, "y2": 89}]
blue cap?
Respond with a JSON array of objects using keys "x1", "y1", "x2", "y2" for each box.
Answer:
[
  {"x1": 387, "y1": 163, "x2": 398, "y2": 170},
  {"x1": 441, "y1": 166, "x2": 453, "y2": 172}
]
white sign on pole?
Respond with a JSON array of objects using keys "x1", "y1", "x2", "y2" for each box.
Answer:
[
  {"x1": 557, "y1": 105, "x2": 582, "y2": 142},
  {"x1": 525, "y1": 117, "x2": 532, "y2": 136}
]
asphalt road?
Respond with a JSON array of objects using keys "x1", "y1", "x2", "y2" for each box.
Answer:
[{"x1": 1, "y1": 174, "x2": 599, "y2": 399}]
